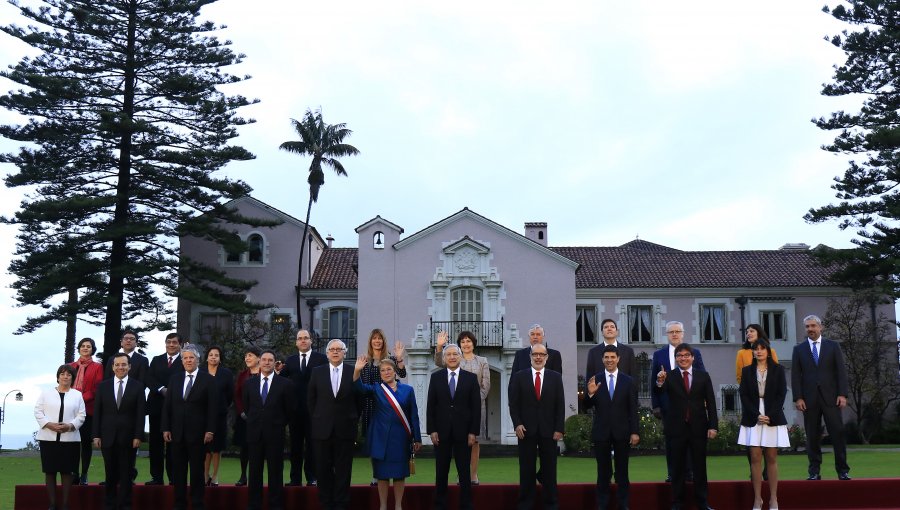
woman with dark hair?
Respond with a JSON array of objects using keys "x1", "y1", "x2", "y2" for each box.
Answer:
[
  {"x1": 738, "y1": 339, "x2": 789, "y2": 510},
  {"x1": 202, "y1": 345, "x2": 234, "y2": 486},
  {"x1": 35, "y1": 364, "x2": 86, "y2": 510},
  {"x1": 435, "y1": 330, "x2": 490, "y2": 484},
  {"x1": 233, "y1": 345, "x2": 261, "y2": 486},
  {"x1": 353, "y1": 356, "x2": 422, "y2": 510},
  {"x1": 68, "y1": 337, "x2": 103, "y2": 485},
  {"x1": 361, "y1": 329, "x2": 407, "y2": 485},
  {"x1": 735, "y1": 325, "x2": 778, "y2": 383}
]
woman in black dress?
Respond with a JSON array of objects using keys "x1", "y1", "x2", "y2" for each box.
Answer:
[
  {"x1": 202, "y1": 345, "x2": 234, "y2": 486},
  {"x1": 34, "y1": 364, "x2": 86, "y2": 510}
]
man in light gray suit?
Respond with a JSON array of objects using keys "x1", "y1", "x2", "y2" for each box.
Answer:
[{"x1": 791, "y1": 314, "x2": 850, "y2": 480}]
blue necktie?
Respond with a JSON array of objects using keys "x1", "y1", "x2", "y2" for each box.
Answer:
[
  {"x1": 608, "y1": 374, "x2": 615, "y2": 399},
  {"x1": 261, "y1": 376, "x2": 269, "y2": 403},
  {"x1": 449, "y1": 371, "x2": 456, "y2": 399},
  {"x1": 812, "y1": 342, "x2": 819, "y2": 365}
]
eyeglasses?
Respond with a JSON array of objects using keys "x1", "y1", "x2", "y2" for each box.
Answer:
[
  {"x1": 675, "y1": 353, "x2": 692, "y2": 358},
  {"x1": 531, "y1": 353, "x2": 548, "y2": 358},
  {"x1": 327, "y1": 348, "x2": 344, "y2": 353},
  {"x1": 667, "y1": 330, "x2": 684, "y2": 334}
]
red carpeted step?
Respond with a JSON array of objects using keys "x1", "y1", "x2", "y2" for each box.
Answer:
[{"x1": 15, "y1": 478, "x2": 900, "y2": 509}]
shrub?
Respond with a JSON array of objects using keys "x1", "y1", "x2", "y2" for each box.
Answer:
[
  {"x1": 636, "y1": 407, "x2": 664, "y2": 451},
  {"x1": 708, "y1": 419, "x2": 741, "y2": 452},
  {"x1": 563, "y1": 414, "x2": 593, "y2": 454},
  {"x1": 787, "y1": 424, "x2": 806, "y2": 451}
]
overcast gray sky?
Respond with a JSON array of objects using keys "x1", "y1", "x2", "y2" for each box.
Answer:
[{"x1": 0, "y1": 0, "x2": 882, "y2": 442}]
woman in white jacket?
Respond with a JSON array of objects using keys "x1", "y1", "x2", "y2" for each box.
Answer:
[{"x1": 34, "y1": 364, "x2": 86, "y2": 510}]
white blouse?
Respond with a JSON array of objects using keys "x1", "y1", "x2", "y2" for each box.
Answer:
[{"x1": 34, "y1": 387, "x2": 86, "y2": 442}]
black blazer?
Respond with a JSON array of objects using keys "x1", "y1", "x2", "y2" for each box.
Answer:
[
  {"x1": 791, "y1": 338, "x2": 849, "y2": 405},
  {"x1": 105, "y1": 352, "x2": 149, "y2": 385},
  {"x1": 426, "y1": 368, "x2": 481, "y2": 441},
  {"x1": 242, "y1": 373, "x2": 295, "y2": 442},
  {"x1": 739, "y1": 362, "x2": 787, "y2": 427},
  {"x1": 585, "y1": 343, "x2": 636, "y2": 382},
  {"x1": 508, "y1": 369, "x2": 565, "y2": 438},
  {"x1": 586, "y1": 371, "x2": 639, "y2": 442},
  {"x1": 307, "y1": 363, "x2": 360, "y2": 440},
  {"x1": 511, "y1": 346, "x2": 563, "y2": 375},
  {"x1": 279, "y1": 350, "x2": 328, "y2": 418},
  {"x1": 660, "y1": 368, "x2": 719, "y2": 437},
  {"x1": 146, "y1": 353, "x2": 184, "y2": 416},
  {"x1": 649, "y1": 346, "x2": 706, "y2": 414},
  {"x1": 161, "y1": 371, "x2": 218, "y2": 443},
  {"x1": 92, "y1": 377, "x2": 146, "y2": 445}
]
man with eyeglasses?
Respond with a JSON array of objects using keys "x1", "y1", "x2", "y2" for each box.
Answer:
[
  {"x1": 308, "y1": 339, "x2": 360, "y2": 510},
  {"x1": 509, "y1": 343, "x2": 565, "y2": 510},
  {"x1": 649, "y1": 321, "x2": 706, "y2": 483},
  {"x1": 656, "y1": 343, "x2": 718, "y2": 510}
]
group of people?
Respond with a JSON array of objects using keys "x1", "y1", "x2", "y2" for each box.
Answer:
[{"x1": 33, "y1": 313, "x2": 851, "y2": 510}]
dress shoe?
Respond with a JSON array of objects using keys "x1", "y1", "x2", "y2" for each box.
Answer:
[
  {"x1": 838, "y1": 472, "x2": 851, "y2": 480},
  {"x1": 306, "y1": 480, "x2": 317, "y2": 486},
  {"x1": 665, "y1": 475, "x2": 671, "y2": 483},
  {"x1": 145, "y1": 479, "x2": 163, "y2": 485},
  {"x1": 806, "y1": 473, "x2": 821, "y2": 480},
  {"x1": 235, "y1": 477, "x2": 246, "y2": 486},
  {"x1": 286, "y1": 481, "x2": 303, "y2": 487}
]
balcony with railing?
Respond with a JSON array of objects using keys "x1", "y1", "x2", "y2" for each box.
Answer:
[{"x1": 429, "y1": 320, "x2": 505, "y2": 348}]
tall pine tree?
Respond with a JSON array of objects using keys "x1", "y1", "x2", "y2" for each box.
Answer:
[
  {"x1": 807, "y1": 1, "x2": 900, "y2": 297},
  {"x1": 0, "y1": 0, "x2": 274, "y2": 359}
]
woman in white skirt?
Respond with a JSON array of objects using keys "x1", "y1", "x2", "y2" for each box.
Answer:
[{"x1": 738, "y1": 339, "x2": 789, "y2": 510}]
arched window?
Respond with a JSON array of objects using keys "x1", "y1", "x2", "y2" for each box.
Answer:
[
  {"x1": 451, "y1": 287, "x2": 482, "y2": 322},
  {"x1": 248, "y1": 234, "x2": 264, "y2": 263},
  {"x1": 373, "y1": 231, "x2": 384, "y2": 249},
  {"x1": 538, "y1": 231, "x2": 544, "y2": 240}
]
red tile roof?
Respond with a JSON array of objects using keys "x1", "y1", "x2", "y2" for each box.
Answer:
[{"x1": 307, "y1": 248, "x2": 358, "y2": 289}]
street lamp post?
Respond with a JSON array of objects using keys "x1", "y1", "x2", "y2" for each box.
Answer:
[{"x1": 0, "y1": 389, "x2": 24, "y2": 452}]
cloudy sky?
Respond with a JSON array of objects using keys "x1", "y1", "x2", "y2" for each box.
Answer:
[{"x1": 0, "y1": 0, "x2": 878, "y2": 442}]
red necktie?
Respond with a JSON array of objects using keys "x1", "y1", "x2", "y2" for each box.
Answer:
[
  {"x1": 168, "y1": 356, "x2": 173, "y2": 368},
  {"x1": 534, "y1": 371, "x2": 542, "y2": 400},
  {"x1": 682, "y1": 370, "x2": 691, "y2": 421}
]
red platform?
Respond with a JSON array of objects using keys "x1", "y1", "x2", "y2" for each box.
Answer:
[{"x1": 15, "y1": 478, "x2": 900, "y2": 509}]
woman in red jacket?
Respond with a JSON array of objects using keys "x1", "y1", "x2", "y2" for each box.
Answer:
[{"x1": 69, "y1": 337, "x2": 103, "y2": 485}]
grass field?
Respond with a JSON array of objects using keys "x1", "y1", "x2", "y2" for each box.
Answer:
[{"x1": 3, "y1": 449, "x2": 899, "y2": 509}]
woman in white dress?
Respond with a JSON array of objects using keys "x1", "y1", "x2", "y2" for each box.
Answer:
[{"x1": 738, "y1": 339, "x2": 789, "y2": 510}]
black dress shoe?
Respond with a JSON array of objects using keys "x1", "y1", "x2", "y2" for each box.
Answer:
[
  {"x1": 665, "y1": 475, "x2": 671, "y2": 483},
  {"x1": 806, "y1": 474, "x2": 821, "y2": 480},
  {"x1": 286, "y1": 481, "x2": 302, "y2": 487},
  {"x1": 235, "y1": 478, "x2": 246, "y2": 486},
  {"x1": 145, "y1": 479, "x2": 163, "y2": 485},
  {"x1": 306, "y1": 480, "x2": 317, "y2": 486},
  {"x1": 838, "y1": 472, "x2": 851, "y2": 480}
]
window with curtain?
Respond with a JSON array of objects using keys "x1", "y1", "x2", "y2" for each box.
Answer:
[
  {"x1": 760, "y1": 311, "x2": 786, "y2": 341},
  {"x1": 321, "y1": 307, "x2": 356, "y2": 340},
  {"x1": 627, "y1": 305, "x2": 653, "y2": 343},
  {"x1": 576, "y1": 306, "x2": 596, "y2": 343},
  {"x1": 451, "y1": 287, "x2": 483, "y2": 322},
  {"x1": 700, "y1": 304, "x2": 726, "y2": 342},
  {"x1": 247, "y1": 234, "x2": 264, "y2": 263}
]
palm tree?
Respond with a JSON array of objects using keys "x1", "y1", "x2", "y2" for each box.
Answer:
[{"x1": 279, "y1": 108, "x2": 359, "y2": 328}]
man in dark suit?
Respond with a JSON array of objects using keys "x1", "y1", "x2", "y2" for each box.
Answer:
[
  {"x1": 585, "y1": 319, "x2": 636, "y2": 381},
  {"x1": 278, "y1": 329, "x2": 327, "y2": 486},
  {"x1": 244, "y1": 350, "x2": 295, "y2": 510},
  {"x1": 93, "y1": 353, "x2": 146, "y2": 510},
  {"x1": 655, "y1": 343, "x2": 718, "y2": 510},
  {"x1": 649, "y1": 320, "x2": 706, "y2": 482},
  {"x1": 308, "y1": 339, "x2": 360, "y2": 510},
  {"x1": 509, "y1": 343, "x2": 565, "y2": 510},
  {"x1": 162, "y1": 345, "x2": 217, "y2": 510},
  {"x1": 511, "y1": 323, "x2": 562, "y2": 374},
  {"x1": 144, "y1": 332, "x2": 184, "y2": 485},
  {"x1": 427, "y1": 343, "x2": 481, "y2": 510},
  {"x1": 586, "y1": 345, "x2": 640, "y2": 510},
  {"x1": 104, "y1": 330, "x2": 149, "y2": 384},
  {"x1": 791, "y1": 314, "x2": 851, "y2": 480}
]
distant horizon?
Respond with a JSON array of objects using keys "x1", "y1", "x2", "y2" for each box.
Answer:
[{"x1": 0, "y1": 433, "x2": 33, "y2": 450}]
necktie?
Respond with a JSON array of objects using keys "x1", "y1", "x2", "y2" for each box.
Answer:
[
  {"x1": 682, "y1": 371, "x2": 691, "y2": 421},
  {"x1": 184, "y1": 374, "x2": 193, "y2": 399},
  {"x1": 116, "y1": 380, "x2": 124, "y2": 409},
  {"x1": 261, "y1": 376, "x2": 269, "y2": 404},
  {"x1": 449, "y1": 371, "x2": 456, "y2": 399},
  {"x1": 609, "y1": 374, "x2": 615, "y2": 399},
  {"x1": 534, "y1": 371, "x2": 542, "y2": 400},
  {"x1": 301, "y1": 353, "x2": 307, "y2": 371},
  {"x1": 332, "y1": 367, "x2": 340, "y2": 397},
  {"x1": 167, "y1": 356, "x2": 173, "y2": 368},
  {"x1": 812, "y1": 342, "x2": 819, "y2": 365}
]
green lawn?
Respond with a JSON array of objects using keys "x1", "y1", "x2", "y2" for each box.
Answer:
[{"x1": 3, "y1": 449, "x2": 899, "y2": 509}]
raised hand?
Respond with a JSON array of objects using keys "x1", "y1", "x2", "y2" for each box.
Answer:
[
  {"x1": 393, "y1": 340, "x2": 405, "y2": 360},
  {"x1": 355, "y1": 354, "x2": 368, "y2": 371},
  {"x1": 586, "y1": 376, "x2": 599, "y2": 396},
  {"x1": 436, "y1": 331, "x2": 448, "y2": 348}
]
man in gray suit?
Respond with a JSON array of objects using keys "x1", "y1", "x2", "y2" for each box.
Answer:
[
  {"x1": 586, "y1": 319, "x2": 636, "y2": 382},
  {"x1": 791, "y1": 314, "x2": 851, "y2": 480}
]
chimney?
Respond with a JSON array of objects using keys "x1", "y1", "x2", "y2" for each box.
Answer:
[
  {"x1": 779, "y1": 243, "x2": 810, "y2": 251},
  {"x1": 326, "y1": 234, "x2": 334, "y2": 248},
  {"x1": 524, "y1": 222, "x2": 548, "y2": 247}
]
